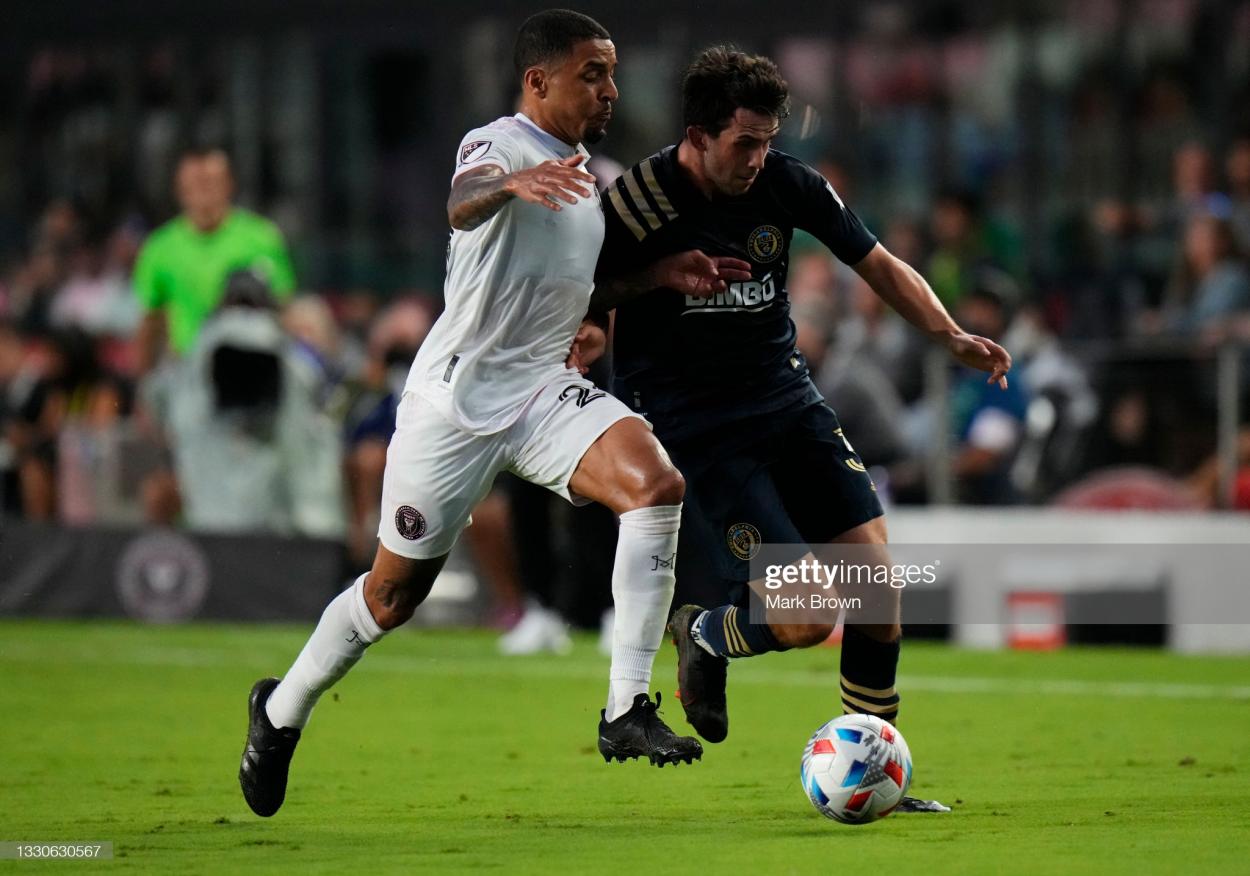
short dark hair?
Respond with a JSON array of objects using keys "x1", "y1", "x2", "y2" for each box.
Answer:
[
  {"x1": 682, "y1": 47, "x2": 791, "y2": 136},
  {"x1": 514, "y1": 9, "x2": 610, "y2": 76},
  {"x1": 177, "y1": 145, "x2": 230, "y2": 166}
]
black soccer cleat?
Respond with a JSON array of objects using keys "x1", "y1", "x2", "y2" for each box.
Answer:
[
  {"x1": 897, "y1": 795, "x2": 952, "y2": 813},
  {"x1": 239, "y1": 677, "x2": 301, "y2": 817},
  {"x1": 598, "y1": 692, "x2": 704, "y2": 767},
  {"x1": 669, "y1": 604, "x2": 729, "y2": 743}
]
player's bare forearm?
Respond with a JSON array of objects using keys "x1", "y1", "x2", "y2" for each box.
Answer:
[
  {"x1": 590, "y1": 269, "x2": 656, "y2": 312},
  {"x1": 449, "y1": 156, "x2": 596, "y2": 231},
  {"x1": 852, "y1": 243, "x2": 959, "y2": 341},
  {"x1": 447, "y1": 166, "x2": 514, "y2": 231},
  {"x1": 853, "y1": 242, "x2": 1012, "y2": 386},
  {"x1": 592, "y1": 250, "x2": 753, "y2": 313}
]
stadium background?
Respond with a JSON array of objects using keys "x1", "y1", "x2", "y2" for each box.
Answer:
[
  {"x1": 3, "y1": 0, "x2": 1249, "y2": 639},
  {"x1": 2, "y1": 3, "x2": 1249, "y2": 872}
]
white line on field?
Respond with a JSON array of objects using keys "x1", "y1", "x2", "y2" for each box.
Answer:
[{"x1": 4, "y1": 641, "x2": 1250, "y2": 701}]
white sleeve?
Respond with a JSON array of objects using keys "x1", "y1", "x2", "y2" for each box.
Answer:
[{"x1": 452, "y1": 126, "x2": 523, "y2": 180}]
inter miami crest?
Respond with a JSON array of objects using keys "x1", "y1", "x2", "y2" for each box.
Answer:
[
  {"x1": 395, "y1": 505, "x2": 427, "y2": 541},
  {"x1": 747, "y1": 225, "x2": 783, "y2": 263}
]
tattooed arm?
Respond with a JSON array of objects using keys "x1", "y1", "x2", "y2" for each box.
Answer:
[
  {"x1": 447, "y1": 155, "x2": 596, "y2": 231},
  {"x1": 590, "y1": 250, "x2": 754, "y2": 313}
]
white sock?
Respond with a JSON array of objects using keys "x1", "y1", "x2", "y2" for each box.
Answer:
[
  {"x1": 606, "y1": 504, "x2": 681, "y2": 721},
  {"x1": 266, "y1": 574, "x2": 386, "y2": 730}
]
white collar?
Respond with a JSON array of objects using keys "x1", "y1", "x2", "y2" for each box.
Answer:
[{"x1": 514, "y1": 112, "x2": 581, "y2": 156}]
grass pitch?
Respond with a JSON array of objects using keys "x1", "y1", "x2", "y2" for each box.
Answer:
[{"x1": 1, "y1": 620, "x2": 1248, "y2": 874}]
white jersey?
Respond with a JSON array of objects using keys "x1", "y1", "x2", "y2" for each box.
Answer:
[{"x1": 406, "y1": 113, "x2": 605, "y2": 435}]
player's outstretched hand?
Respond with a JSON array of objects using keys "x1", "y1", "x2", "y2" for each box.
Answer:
[
  {"x1": 944, "y1": 332, "x2": 1013, "y2": 389},
  {"x1": 566, "y1": 319, "x2": 607, "y2": 375},
  {"x1": 651, "y1": 250, "x2": 753, "y2": 298},
  {"x1": 505, "y1": 155, "x2": 596, "y2": 211}
]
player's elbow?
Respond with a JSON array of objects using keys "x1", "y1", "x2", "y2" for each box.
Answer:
[{"x1": 447, "y1": 201, "x2": 470, "y2": 231}]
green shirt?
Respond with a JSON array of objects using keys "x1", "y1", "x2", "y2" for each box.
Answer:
[{"x1": 132, "y1": 208, "x2": 297, "y2": 354}]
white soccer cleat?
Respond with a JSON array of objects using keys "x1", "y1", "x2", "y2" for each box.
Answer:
[{"x1": 498, "y1": 603, "x2": 573, "y2": 656}]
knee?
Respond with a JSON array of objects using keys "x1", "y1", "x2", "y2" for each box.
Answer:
[
  {"x1": 624, "y1": 466, "x2": 685, "y2": 510},
  {"x1": 854, "y1": 622, "x2": 902, "y2": 644},
  {"x1": 773, "y1": 623, "x2": 834, "y2": 649},
  {"x1": 364, "y1": 571, "x2": 433, "y2": 630}
]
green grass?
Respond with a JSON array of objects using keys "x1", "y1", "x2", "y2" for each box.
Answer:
[{"x1": 1, "y1": 620, "x2": 1248, "y2": 874}]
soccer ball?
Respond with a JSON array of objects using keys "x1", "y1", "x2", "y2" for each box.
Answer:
[{"x1": 800, "y1": 713, "x2": 912, "y2": 824}]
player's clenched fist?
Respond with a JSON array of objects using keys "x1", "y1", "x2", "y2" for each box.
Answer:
[{"x1": 504, "y1": 154, "x2": 597, "y2": 210}]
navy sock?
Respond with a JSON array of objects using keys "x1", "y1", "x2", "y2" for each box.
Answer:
[
  {"x1": 692, "y1": 605, "x2": 786, "y2": 658},
  {"x1": 839, "y1": 624, "x2": 901, "y2": 723}
]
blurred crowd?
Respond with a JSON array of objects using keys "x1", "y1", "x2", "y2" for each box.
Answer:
[
  {"x1": 790, "y1": 136, "x2": 1250, "y2": 509},
  {"x1": 2, "y1": 131, "x2": 1250, "y2": 645},
  {"x1": 0, "y1": 146, "x2": 617, "y2": 648}
]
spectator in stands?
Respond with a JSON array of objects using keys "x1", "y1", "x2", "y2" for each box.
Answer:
[
  {"x1": 925, "y1": 189, "x2": 1019, "y2": 310},
  {"x1": 1170, "y1": 142, "x2": 1218, "y2": 214},
  {"x1": 132, "y1": 147, "x2": 296, "y2": 372},
  {"x1": 1225, "y1": 137, "x2": 1250, "y2": 252},
  {"x1": 50, "y1": 222, "x2": 142, "y2": 340},
  {"x1": 282, "y1": 294, "x2": 349, "y2": 416},
  {"x1": 0, "y1": 319, "x2": 35, "y2": 514},
  {"x1": 0, "y1": 325, "x2": 128, "y2": 519},
  {"x1": 896, "y1": 282, "x2": 1030, "y2": 504},
  {"x1": 947, "y1": 284, "x2": 1031, "y2": 503},
  {"x1": 1162, "y1": 212, "x2": 1250, "y2": 337},
  {"x1": 809, "y1": 276, "x2": 906, "y2": 468}
]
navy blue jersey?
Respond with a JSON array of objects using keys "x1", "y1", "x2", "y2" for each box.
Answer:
[{"x1": 599, "y1": 145, "x2": 878, "y2": 444}]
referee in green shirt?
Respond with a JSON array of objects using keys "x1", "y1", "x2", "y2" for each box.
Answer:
[{"x1": 133, "y1": 147, "x2": 297, "y2": 369}]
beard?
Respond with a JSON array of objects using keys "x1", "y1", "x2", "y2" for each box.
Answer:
[{"x1": 583, "y1": 123, "x2": 608, "y2": 145}]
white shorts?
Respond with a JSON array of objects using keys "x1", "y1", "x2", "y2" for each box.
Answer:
[{"x1": 378, "y1": 374, "x2": 646, "y2": 559}]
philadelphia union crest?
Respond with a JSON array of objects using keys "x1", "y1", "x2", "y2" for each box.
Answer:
[
  {"x1": 727, "y1": 522, "x2": 762, "y2": 560},
  {"x1": 747, "y1": 225, "x2": 783, "y2": 263}
]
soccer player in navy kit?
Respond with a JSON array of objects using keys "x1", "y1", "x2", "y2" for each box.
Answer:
[{"x1": 591, "y1": 47, "x2": 1012, "y2": 812}]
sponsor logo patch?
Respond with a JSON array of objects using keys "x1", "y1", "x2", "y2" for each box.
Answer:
[
  {"x1": 395, "y1": 505, "x2": 427, "y2": 541},
  {"x1": 727, "y1": 522, "x2": 762, "y2": 561},
  {"x1": 459, "y1": 140, "x2": 492, "y2": 164}
]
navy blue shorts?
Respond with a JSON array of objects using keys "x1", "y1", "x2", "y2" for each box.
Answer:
[{"x1": 666, "y1": 401, "x2": 884, "y2": 608}]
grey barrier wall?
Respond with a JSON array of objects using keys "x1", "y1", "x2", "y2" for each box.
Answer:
[{"x1": 0, "y1": 519, "x2": 346, "y2": 623}]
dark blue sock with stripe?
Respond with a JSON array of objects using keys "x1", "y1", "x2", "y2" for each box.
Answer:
[
  {"x1": 691, "y1": 605, "x2": 786, "y2": 658},
  {"x1": 839, "y1": 624, "x2": 900, "y2": 723}
]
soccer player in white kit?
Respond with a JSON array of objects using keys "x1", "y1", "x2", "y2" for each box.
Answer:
[{"x1": 240, "y1": 10, "x2": 721, "y2": 817}]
